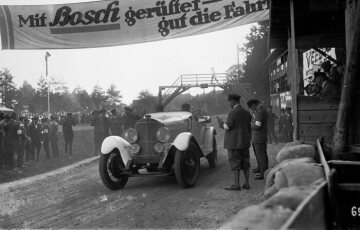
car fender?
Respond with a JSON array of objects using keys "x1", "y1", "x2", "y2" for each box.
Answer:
[
  {"x1": 201, "y1": 127, "x2": 217, "y2": 156},
  {"x1": 101, "y1": 136, "x2": 131, "y2": 167},
  {"x1": 172, "y1": 132, "x2": 193, "y2": 151}
]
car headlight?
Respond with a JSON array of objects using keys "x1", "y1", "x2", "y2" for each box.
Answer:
[
  {"x1": 130, "y1": 144, "x2": 141, "y2": 154},
  {"x1": 123, "y1": 128, "x2": 138, "y2": 144},
  {"x1": 156, "y1": 127, "x2": 171, "y2": 143},
  {"x1": 154, "y1": 143, "x2": 164, "y2": 153}
]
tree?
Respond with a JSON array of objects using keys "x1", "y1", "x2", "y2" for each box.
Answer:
[
  {"x1": 242, "y1": 21, "x2": 270, "y2": 104},
  {"x1": 0, "y1": 69, "x2": 17, "y2": 108},
  {"x1": 16, "y1": 80, "x2": 36, "y2": 112},
  {"x1": 106, "y1": 84, "x2": 122, "y2": 108},
  {"x1": 91, "y1": 84, "x2": 108, "y2": 109},
  {"x1": 131, "y1": 90, "x2": 157, "y2": 115}
]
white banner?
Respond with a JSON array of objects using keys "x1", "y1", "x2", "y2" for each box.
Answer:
[{"x1": 0, "y1": 0, "x2": 269, "y2": 49}]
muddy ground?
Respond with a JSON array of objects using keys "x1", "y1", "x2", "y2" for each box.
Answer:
[{"x1": 0, "y1": 126, "x2": 283, "y2": 229}]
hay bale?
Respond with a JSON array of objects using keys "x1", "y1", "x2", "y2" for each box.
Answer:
[
  {"x1": 265, "y1": 157, "x2": 316, "y2": 192},
  {"x1": 276, "y1": 144, "x2": 316, "y2": 163},
  {"x1": 283, "y1": 140, "x2": 304, "y2": 148},
  {"x1": 220, "y1": 205, "x2": 293, "y2": 230},
  {"x1": 264, "y1": 163, "x2": 324, "y2": 199}
]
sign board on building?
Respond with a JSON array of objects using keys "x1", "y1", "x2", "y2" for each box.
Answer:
[{"x1": 302, "y1": 48, "x2": 336, "y2": 87}]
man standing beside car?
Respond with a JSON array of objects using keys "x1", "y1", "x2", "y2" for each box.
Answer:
[
  {"x1": 247, "y1": 99, "x2": 268, "y2": 180},
  {"x1": 217, "y1": 94, "x2": 252, "y2": 190}
]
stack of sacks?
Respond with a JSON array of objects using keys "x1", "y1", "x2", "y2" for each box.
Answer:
[
  {"x1": 276, "y1": 143, "x2": 316, "y2": 163},
  {"x1": 220, "y1": 205, "x2": 293, "y2": 230},
  {"x1": 264, "y1": 161, "x2": 325, "y2": 199},
  {"x1": 221, "y1": 180, "x2": 325, "y2": 230}
]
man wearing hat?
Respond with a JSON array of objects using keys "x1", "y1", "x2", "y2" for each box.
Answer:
[
  {"x1": 42, "y1": 117, "x2": 51, "y2": 159},
  {"x1": 62, "y1": 113, "x2": 76, "y2": 154},
  {"x1": 247, "y1": 99, "x2": 268, "y2": 180},
  {"x1": 110, "y1": 109, "x2": 122, "y2": 136},
  {"x1": 4, "y1": 112, "x2": 22, "y2": 171},
  {"x1": 29, "y1": 115, "x2": 42, "y2": 161},
  {"x1": 314, "y1": 72, "x2": 337, "y2": 97},
  {"x1": 122, "y1": 107, "x2": 139, "y2": 130},
  {"x1": 49, "y1": 115, "x2": 59, "y2": 158},
  {"x1": 284, "y1": 107, "x2": 294, "y2": 142},
  {"x1": 217, "y1": 94, "x2": 252, "y2": 190}
]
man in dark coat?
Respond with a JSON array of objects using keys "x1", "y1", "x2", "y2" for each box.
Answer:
[
  {"x1": 285, "y1": 107, "x2": 294, "y2": 142},
  {"x1": 62, "y1": 113, "x2": 76, "y2": 154},
  {"x1": 49, "y1": 115, "x2": 59, "y2": 157},
  {"x1": 247, "y1": 99, "x2": 269, "y2": 180},
  {"x1": 42, "y1": 117, "x2": 51, "y2": 159},
  {"x1": 28, "y1": 116, "x2": 42, "y2": 161},
  {"x1": 109, "y1": 109, "x2": 122, "y2": 136},
  {"x1": 217, "y1": 94, "x2": 252, "y2": 190},
  {"x1": 91, "y1": 110, "x2": 103, "y2": 155},
  {"x1": 4, "y1": 112, "x2": 22, "y2": 171},
  {"x1": 122, "y1": 107, "x2": 139, "y2": 130},
  {"x1": 18, "y1": 116, "x2": 30, "y2": 167},
  {"x1": 267, "y1": 106, "x2": 278, "y2": 144}
]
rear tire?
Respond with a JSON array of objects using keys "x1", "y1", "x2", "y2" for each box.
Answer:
[
  {"x1": 99, "y1": 151, "x2": 129, "y2": 190},
  {"x1": 174, "y1": 142, "x2": 200, "y2": 188},
  {"x1": 207, "y1": 137, "x2": 217, "y2": 168}
]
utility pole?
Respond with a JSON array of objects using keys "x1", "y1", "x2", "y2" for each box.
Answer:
[{"x1": 45, "y1": 52, "x2": 51, "y2": 115}]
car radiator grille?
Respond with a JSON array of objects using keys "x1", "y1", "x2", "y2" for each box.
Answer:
[{"x1": 135, "y1": 119, "x2": 163, "y2": 157}]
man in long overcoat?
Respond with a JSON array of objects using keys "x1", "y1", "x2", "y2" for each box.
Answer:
[
  {"x1": 217, "y1": 94, "x2": 252, "y2": 190},
  {"x1": 62, "y1": 113, "x2": 76, "y2": 154}
]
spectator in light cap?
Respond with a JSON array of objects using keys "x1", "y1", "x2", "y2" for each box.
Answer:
[{"x1": 216, "y1": 93, "x2": 252, "y2": 190}]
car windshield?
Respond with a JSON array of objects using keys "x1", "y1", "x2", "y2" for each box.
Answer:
[{"x1": 148, "y1": 112, "x2": 192, "y2": 123}]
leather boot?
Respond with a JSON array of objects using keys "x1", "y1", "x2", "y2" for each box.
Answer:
[{"x1": 225, "y1": 170, "x2": 241, "y2": 190}]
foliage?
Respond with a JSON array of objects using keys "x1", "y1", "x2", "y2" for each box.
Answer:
[
  {"x1": 0, "y1": 69, "x2": 17, "y2": 109},
  {"x1": 242, "y1": 21, "x2": 270, "y2": 104},
  {"x1": 131, "y1": 90, "x2": 158, "y2": 115}
]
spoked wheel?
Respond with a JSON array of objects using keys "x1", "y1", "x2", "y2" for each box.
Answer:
[
  {"x1": 174, "y1": 142, "x2": 200, "y2": 188},
  {"x1": 207, "y1": 137, "x2": 217, "y2": 168},
  {"x1": 99, "y1": 151, "x2": 129, "y2": 190}
]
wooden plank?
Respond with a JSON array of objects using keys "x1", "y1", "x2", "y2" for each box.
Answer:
[
  {"x1": 289, "y1": 0, "x2": 299, "y2": 141},
  {"x1": 297, "y1": 96, "x2": 340, "y2": 111},
  {"x1": 299, "y1": 124, "x2": 335, "y2": 137},
  {"x1": 295, "y1": 33, "x2": 345, "y2": 49},
  {"x1": 298, "y1": 135, "x2": 333, "y2": 144},
  {"x1": 298, "y1": 110, "x2": 338, "y2": 124},
  {"x1": 333, "y1": 0, "x2": 360, "y2": 158},
  {"x1": 280, "y1": 181, "x2": 327, "y2": 230}
]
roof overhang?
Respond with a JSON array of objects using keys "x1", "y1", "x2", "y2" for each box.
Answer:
[{"x1": 269, "y1": 0, "x2": 345, "y2": 50}]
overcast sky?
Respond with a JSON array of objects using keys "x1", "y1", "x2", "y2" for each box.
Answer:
[{"x1": 0, "y1": 0, "x2": 253, "y2": 104}]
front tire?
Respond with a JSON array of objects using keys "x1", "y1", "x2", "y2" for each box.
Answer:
[
  {"x1": 174, "y1": 142, "x2": 200, "y2": 188},
  {"x1": 207, "y1": 137, "x2": 217, "y2": 168},
  {"x1": 99, "y1": 150, "x2": 129, "y2": 190}
]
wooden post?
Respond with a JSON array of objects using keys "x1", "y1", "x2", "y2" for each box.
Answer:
[
  {"x1": 289, "y1": 0, "x2": 299, "y2": 140},
  {"x1": 332, "y1": 0, "x2": 360, "y2": 158}
]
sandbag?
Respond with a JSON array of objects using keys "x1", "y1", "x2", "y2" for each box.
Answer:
[
  {"x1": 220, "y1": 205, "x2": 293, "y2": 230},
  {"x1": 283, "y1": 140, "x2": 304, "y2": 148},
  {"x1": 263, "y1": 186, "x2": 314, "y2": 211},
  {"x1": 264, "y1": 157, "x2": 316, "y2": 192},
  {"x1": 276, "y1": 144, "x2": 316, "y2": 163},
  {"x1": 264, "y1": 163, "x2": 325, "y2": 199}
]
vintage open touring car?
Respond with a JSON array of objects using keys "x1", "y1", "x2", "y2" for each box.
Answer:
[{"x1": 99, "y1": 111, "x2": 217, "y2": 190}]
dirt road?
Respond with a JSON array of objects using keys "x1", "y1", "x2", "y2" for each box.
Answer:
[{"x1": 0, "y1": 128, "x2": 282, "y2": 229}]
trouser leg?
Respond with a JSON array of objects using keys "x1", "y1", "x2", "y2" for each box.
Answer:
[
  {"x1": 69, "y1": 140, "x2": 73, "y2": 154},
  {"x1": 252, "y1": 143, "x2": 260, "y2": 170},
  {"x1": 253, "y1": 143, "x2": 268, "y2": 175},
  {"x1": 18, "y1": 144, "x2": 24, "y2": 166},
  {"x1": 65, "y1": 141, "x2": 68, "y2": 154},
  {"x1": 44, "y1": 141, "x2": 50, "y2": 159},
  {"x1": 243, "y1": 169, "x2": 249, "y2": 185}
]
